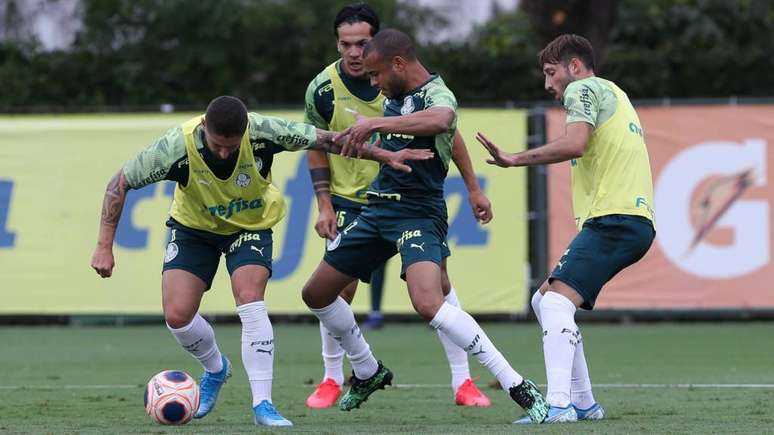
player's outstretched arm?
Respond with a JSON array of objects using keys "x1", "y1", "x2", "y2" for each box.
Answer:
[
  {"x1": 91, "y1": 169, "x2": 130, "y2": 278},
  {"x1": 312, "y1": 129, "x2": 434, "y2": 173},
  {"x1": 476, "y1": 122, "x2": 592, "y2": 167},
  {"x1": 342, "y1": 107, "x2": 455, "y2": 150},
  {"x1": 307, "y1": 150, "x2": 337, "y2": 241},
  {"x1": 452, "y1": 130, "x2": 492, "y2": 224}
]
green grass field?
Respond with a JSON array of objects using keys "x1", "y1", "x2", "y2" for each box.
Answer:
[{"x1": 1, "y1": 322, "x2": 773, "y2": 434}]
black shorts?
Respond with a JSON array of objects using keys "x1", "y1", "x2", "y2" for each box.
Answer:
[
  {"x1": 549, "y1": 214, "x2": 655, "y2": 310},
  {"x1": 162, "y1": 218, "x2": 273, "y2": 289}
]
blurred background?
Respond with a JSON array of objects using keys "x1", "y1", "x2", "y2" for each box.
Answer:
[
  {"x1": 4, "y1": 0, "x2": 774, "y2": 110},
  {"x1": 1, "y1": 0, "x2": 773, "y2": 322}
]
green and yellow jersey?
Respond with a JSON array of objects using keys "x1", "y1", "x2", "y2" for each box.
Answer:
[
  {"x1": 122, "y1": 113, "x2": 317, "y2": 234},
  {"x1": 563, "y1": 77, "x2": 655, "y2": 230},
  {"x1": 304, "y1": 60, "x2": 383, "y2": 204}
]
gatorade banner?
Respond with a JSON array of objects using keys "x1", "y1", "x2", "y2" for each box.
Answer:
[
  {"x1": 546, "y1": 105, "x2": 774, "y2": 309},
  {"x1": 0, "y1": 109, "x2": 529, "y2": 314}
]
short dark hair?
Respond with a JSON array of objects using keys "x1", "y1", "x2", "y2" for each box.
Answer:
[
  {"x1": 334, "y1": 2, "x2": 380, "y2": 38},
  {"x1": 204, "y1": 96, "x2": 248, "y2": 137},
  {"x1": 363, "y1": 28, "x2": 416, "y2": 62},
  {"x1": 538, "y1": 34, "x2": 595, "y2": 71}
]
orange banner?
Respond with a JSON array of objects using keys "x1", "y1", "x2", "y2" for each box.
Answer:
[{"x1": 547, "y1": 105, "x2": 774, "y2": 309}]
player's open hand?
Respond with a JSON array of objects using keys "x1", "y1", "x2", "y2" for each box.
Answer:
[
  {"x1": 476, "y1": 132, "x2": 520, "y2": 167},
  {"x1": 332, "y1": 129, "x2": 359, "y2": 158},
  {"x1": 91, "y1": 245, "x2": 115, "y2": 278},
  {"x1": 385, "y1": 148, "x2": 434, "y2": 173},
  {"x1": 468, "y1": 189, "x2": 493, "y2": 224},
  {"x1": 345, "y1": 113, "x2": 377, "y2": 154},
  {"x1": 315, "y1": 206, "x2": 338, "y2": 240}
]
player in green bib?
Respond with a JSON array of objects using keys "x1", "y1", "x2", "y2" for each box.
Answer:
[
  {"x1": 476, "y1": 35, "x2": 656, "y2": 424},
  {"x1": 89, "y1": 96, "x2": 430, "y2": 427},
  {"x1": 300, "y1": 29, "x2": 549, "y2": 424},
  {"x1": 303, "y1": 3, "x2": 492, "y2": 410}
]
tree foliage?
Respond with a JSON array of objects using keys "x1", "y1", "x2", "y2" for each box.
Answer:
[{"x1": 1, "y1": 0, "x2": 773, "y2": 109}]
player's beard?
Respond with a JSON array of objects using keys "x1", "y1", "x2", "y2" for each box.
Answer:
[
  {"x1": 384, "y1": 75, "x2": 406, "y2": 99},
  {"x1": 557, "y1": 66, "x2": 576, "y2": 100}
]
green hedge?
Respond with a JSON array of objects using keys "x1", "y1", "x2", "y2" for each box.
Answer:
[{"x1": 2, "y1": 0, "x2": 773, "y2": 110}]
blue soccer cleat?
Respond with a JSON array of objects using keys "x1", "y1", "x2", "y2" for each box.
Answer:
[
  {"x1": 193, "y1": 355, "x2": 232, "y2": 419},
  {"x1": 574, "y1": 402, "x2": 605, "y2": 420},
  {"x1": 253, "y1": 400, "x2": 293, "y2": 427},
  {"x1": 514, "y1": 404, "x2": 578, "y2": 424}
]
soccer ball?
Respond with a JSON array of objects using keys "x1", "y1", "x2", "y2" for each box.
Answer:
[{"x1": 144, "y1": 370, "x2": 199, "y2": 425}]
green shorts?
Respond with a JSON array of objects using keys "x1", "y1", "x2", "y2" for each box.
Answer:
[
  {"x1": 328, "y1": 196, "x2": 451, "y2": 258},
  {"x1": 549, "y1": 214, "x2": 655, "y2": 310},
  {"x1": 162, "y1": 218, "x2": 273, "y2": 290},
  {"x1": 323, "y1": 201, "x2": 448, "y2": 283}
]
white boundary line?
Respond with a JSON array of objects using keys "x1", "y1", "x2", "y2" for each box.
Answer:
[
  {"x1": 2, "y1": 383, "x2": 774, "y2": 390},
  {"x1": 395, "y1": 383, "x2": 774, "y2": 389}
]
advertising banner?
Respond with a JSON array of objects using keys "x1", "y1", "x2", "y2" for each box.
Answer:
[
  {"x1": 546, "y1": 105, "x2": 774, "y2": 309},
  {"x1": 0, "y1": 109, "x2": 529, "y2": 314}
]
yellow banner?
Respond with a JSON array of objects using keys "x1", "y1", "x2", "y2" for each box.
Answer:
[{"x1": 0, "y1": 109, "x2": 527, "y2": 314}]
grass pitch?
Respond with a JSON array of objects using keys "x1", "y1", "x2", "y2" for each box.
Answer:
[{"x1": 1, "y1": 322, "x2": 773, "y2": 434}]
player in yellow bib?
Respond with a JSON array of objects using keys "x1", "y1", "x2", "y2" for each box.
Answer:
[
  {"x1": 476, "y1": 35, "x2": 656, "y2": 424},
  {"x1": 89, "y1": 96, "x2": 430, "y2": 427},
  {"x1": 303, "y1": 3, "x2": 492, "y2": 409}
]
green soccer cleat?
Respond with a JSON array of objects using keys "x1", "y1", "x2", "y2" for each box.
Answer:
[
  {"x1": 339, "y1": 361, "x2": 393, "y2": 411},
  {"x1": 508, "y1": 379, "x2": 550, "y2": 423}
]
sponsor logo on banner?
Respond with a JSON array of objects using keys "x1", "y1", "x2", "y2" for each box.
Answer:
[{"x1": 655, "y1": 139, "x2": 769, "y2": 278}]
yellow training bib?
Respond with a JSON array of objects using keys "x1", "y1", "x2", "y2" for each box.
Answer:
[
  {"x1": 571, "y1": 79, "x2": 655, "y2": 229},
  {"x1": 326, "y1": 61, "x2": 383, "y2": 204},
  {"x1": 169, "y1": 116, "x2": 287, "y2": 234}
]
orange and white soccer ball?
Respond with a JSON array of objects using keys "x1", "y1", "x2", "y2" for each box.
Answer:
[{"x1": 144, "y1": 370, "x2": 199, "y2": 425}]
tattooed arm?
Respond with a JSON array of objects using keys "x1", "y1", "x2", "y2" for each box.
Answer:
[{"x1": 91, "y1": 170, "x2": 130, "y2": 278}]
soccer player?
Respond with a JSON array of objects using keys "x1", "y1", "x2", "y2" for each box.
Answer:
[
  {"x1": 300, "y1": 29, "x2": 549, "y2": 423},
  {"x1": 89, "y1": 96, "x2": 430, "y2": 427},
  {"x1": 476, "y1": 34, "x2": 656, "y2": 423},
  {"x1": 303, "y1": 3, "x2": 492, "y2": 409}
]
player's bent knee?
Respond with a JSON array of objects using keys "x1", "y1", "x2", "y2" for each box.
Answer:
[
  {"x1": 164, "y1": 310, "x2": 195, "y2": 329},
  {"x1": 233, "y1": 289, "x2": 264, "y2": 306},
  {"x1": 301, "y1": 284, "x2": 322, "y2": 309},
  {"x1": 411, "y1": 298, "x2": 443, "y2": 321}
]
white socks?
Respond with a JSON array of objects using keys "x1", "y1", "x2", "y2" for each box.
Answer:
[
  {"x1": 539, "y1": 291, "x2": 578, "y2": 408},
  {"x1": 167, "y1": 313, "x2": 223, "y2": 373},
  {"x1": 533, "y1": 290, "x2": 596, "y2": 409},
  {"x1": 531, "y1": 290, "x2": 544, "y2": 327},
  {"x1": 310, "y1": 297, "x2": 378, "y2": 380},
  {"x1": 430, "y1": 302, "x2": 523, "y2": 391},
  {"x1": 237, "y1": 301, "x2": 274, "y2": 406},
  {"x1": 319, "y1": 322, "x2": 346, "y2": 385},
  {"x1": 436, "y1": 288, "x2": 472, "y2": 391},
  {"x1": 571, "y1": 334, "x2": 596, "y2": 409}
]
